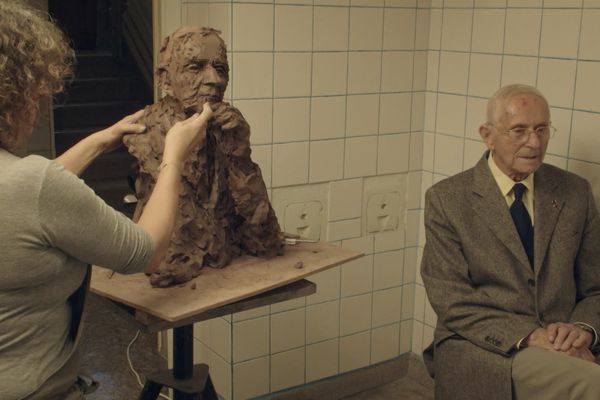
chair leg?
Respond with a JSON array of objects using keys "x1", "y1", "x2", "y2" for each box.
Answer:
[{"x1": 138, "y1": 380, "x2": 163, "y2": 400}]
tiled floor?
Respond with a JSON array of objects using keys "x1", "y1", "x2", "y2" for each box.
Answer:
[{"x1": 80, "y1": 292, "x2": 434, "y2": 400}]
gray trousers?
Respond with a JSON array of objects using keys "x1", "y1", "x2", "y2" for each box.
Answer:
[
  {"x1": 24, "y1": 351, "x2": 84, "y2": 400},
  {"x1": 512, "y1": 347, "x2": 600, "y2": 399}
]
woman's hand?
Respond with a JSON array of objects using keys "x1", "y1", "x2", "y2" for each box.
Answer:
[
  {"x1": 162, "y1": 102, "x2": 213, "y2": 166},
  {"x1": 94, "y1": 109, "x2": 146, "y2": 154}
]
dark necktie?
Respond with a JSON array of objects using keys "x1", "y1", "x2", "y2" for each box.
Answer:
[{"x1": 510, "y1": 183, "x2": 534, "y2": 266}]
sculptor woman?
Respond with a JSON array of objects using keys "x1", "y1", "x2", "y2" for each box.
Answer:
[{"x1": 0, "y1": 2, "x2": 212, "y2": 399}]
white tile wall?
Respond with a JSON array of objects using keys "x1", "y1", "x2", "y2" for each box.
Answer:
[{"x1": 162, "y1": 1, "x2": 600, "y2": 397}]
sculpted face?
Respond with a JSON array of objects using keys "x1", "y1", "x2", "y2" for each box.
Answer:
[
  {"x1": 166, "y1": 33, "x2": 229, "y2": 115},
  {"x1": 481, "y1": 93, "x2": 550, "y2": 181}
]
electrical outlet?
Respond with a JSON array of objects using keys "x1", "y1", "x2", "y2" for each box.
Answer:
[
  {"x1": 366, "y1": 192, "x2": 401, "y2": 233},
  {"x1": 284, "y1": 201, "x2": 323, "y2": 241}
]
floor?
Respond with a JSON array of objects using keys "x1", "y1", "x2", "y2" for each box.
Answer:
[{"x1": 80, "y1": 292, "x2": 434, "y2": 400}]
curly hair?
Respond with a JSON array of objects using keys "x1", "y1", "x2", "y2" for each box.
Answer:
[{"x1": 0, "y1": 0, "x2": 74, "y2": 150}]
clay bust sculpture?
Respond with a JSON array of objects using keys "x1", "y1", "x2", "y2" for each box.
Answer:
[{"x1": 124, "y1": 27, "x2": 283, "y2": 287}]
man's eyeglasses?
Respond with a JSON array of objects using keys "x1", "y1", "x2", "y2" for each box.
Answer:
[{"x1": 492, "y1": 124, "x2": 557, "y2": 143}]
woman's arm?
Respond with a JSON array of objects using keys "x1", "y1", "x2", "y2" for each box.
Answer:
[{"x1": 55, "y1": 110, "x2": 146, "y2": 176}]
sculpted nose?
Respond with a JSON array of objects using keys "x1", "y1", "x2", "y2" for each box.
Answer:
[{"x1": 203, "y1": 65, "x2": 225, "y2": 86}]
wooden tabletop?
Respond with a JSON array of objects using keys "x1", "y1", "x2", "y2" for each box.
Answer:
[{"x1": 90, "y1": 242, "x2": 362, "y2": 325}]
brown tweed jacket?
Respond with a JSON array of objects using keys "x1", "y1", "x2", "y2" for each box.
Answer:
[{"x1": 421, "y1": 153, "x2": 600, "y2": 400}]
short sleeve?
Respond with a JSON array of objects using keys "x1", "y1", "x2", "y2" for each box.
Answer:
[{"x1": 37, "y1": 161, "x2": 154, "y2": 273}]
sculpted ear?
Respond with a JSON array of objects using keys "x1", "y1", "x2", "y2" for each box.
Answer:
[
  {"x1": 157, "y1": 67, "x2": 173, "y2": 96},
  {"x1": 479, "y1": 123, "x2": 494, "y2": 150}
]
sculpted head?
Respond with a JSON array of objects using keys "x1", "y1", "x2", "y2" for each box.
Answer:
[
  {"x1": 157, "y1": 27, "x2": 229, "y2": 116},
  {"x1": 479, "y1": 84, "x2": 552, "y2": 182}
]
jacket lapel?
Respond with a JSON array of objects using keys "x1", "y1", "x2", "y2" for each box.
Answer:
[
  {"x1": 470, "y1": 153, "x2": 532, "y2": 269},
  {"x1": 533, "y1": 165, "x2": 564, "y2": 274}
]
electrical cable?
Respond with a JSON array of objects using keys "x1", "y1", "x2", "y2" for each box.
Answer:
[{"x1": 127, "y1": 329, "x2": 172, "y2": 400}]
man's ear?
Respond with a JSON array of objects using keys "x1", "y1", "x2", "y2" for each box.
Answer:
[
  {"x1": 479, "y1": 123, "x2": 494, "y2": 150},
  {"x1": 157, "y1": 67, "x2": 173, "y2": 96}
]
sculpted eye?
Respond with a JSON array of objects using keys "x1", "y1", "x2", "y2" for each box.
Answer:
[{"x1": 214, "y1": 64, "x2": 228, "y2": 75}]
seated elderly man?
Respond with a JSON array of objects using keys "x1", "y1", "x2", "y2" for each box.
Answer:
[{"x1": 421, "y1": 84, "x2": 600, "y2": 399}]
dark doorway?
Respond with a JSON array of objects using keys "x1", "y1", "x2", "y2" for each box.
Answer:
[{"x1": 48, "y1": 0, "x2": 99, "y2": 51}]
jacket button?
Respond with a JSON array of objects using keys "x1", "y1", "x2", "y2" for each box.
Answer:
[{"x1": 527, "y1": 279, "x2": 535, "y2": 287}]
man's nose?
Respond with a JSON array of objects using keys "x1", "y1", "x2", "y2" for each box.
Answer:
[{"x1": 525, "y1": 130, "x2": 542, "y2": 148}]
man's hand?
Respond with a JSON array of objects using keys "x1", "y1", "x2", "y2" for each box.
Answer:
[
  {"x1": 546, "y1": 322, "x2": 593, "y2": 351},
  {"x1": 523, "y1": 327, "x2": 555, "y2": 351},
  {"x1": 563, "y1": 345, "x2": 597, "y2": 362}
]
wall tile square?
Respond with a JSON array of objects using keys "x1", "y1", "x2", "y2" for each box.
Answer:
[
  {"x1": 314, "y1": 6, "x2": 350, "y2": 51},
  {"x1": 580, "y1": 10, "x2": 600, "y2": 60},
  {"x1": 276, "y1": 0, "x2": 312, "y2": 3},
  {"x1": 406, "y1": 209, "x2": 420, "y2": 247},
  {"x1": 403, "y1": 247, "x2": 418, "y2": 284},
  {"x1": 339, "y1": 331, "x2": 371, "y2": 372},
  {"x1": 271, "y1": 308, "x2": 306, "y2": 353},
  {"x1": 568, "y1": 160, "x2": 600, "y2": 204},
  {"x1": 233, "y1": 357, "x2": 269, "y2": 400},
  {"x1": 465, "y1": 96, "x2": 487, "y2": 141},
  {"x1": 231, "y1": 53, "x2": 273, "y2": 99},
  {"x1": 423, "y1": 132, "x2": 435, "y2": 171},
  {"x1": 353, "y1": 0, "x2": 384, "y2": 4},
  {"x1": 377, "y1": 134, "x2": 410, "y2": 174},
  {"x1": 342, "y1": 235, "x2": 374, "y2": 255},
  {"x1": 414, "y1": 284, "x2": 427, "y2": 321},
  {"x1": 413, "y1": 51, "x2": 428, "y2": 91},
  {"x1": 507, "y1": 0, "x2": 541, "y2": 5},
  {"x1": 372, "y1": 287, "x2": 403, "y2": 327},
  {"x1": 233, "y1": 317, "x2": 270, "y2": 362},
  {"x1": 574, "y1": 61, "x2": 600, "y2": 112},
  {"x1": 445, "y1": 0, "x2": 474, "y2": 5},
  {"x1": 540, "y1": 9, "x2": 580, "y2": 59},
  {"x1": 371, "y1": 323, "x2": 400, "y2": 363},
  {"x1": 348, "y1": 52, "x2": 382, "y2": 94},
  {"x1": 504, "y1": 9, "x2": 542, "y2": 56},
  {"x1": 399, "y1": 319, "x2": 413, "y2": 354},
  {"x1": 273, "y1": 98, "x2": 310, "y2": 143},
  {"x1": 310, "y1": 139, "x2": 345, "y2": 183},
  {"x1": 546, "y1": 107, "x2": 571, "y2": 157},
  {"x1": 271, "y1": 348, "x2": 305, "y2": 392},
  {"x1": 329, "y1": 179, "x2": 363, "y2": 221},
  {"x1": 250, "y1": 145, "x2": 272, "y2": 188},
  {"x1": 312, "y1": 52, "x2": 348, "y2": 96},
  {"x1": 340, "y1": 293, "x2": 372, "y2": 335},
  {"x1": 315, "y1": 0, "x2": 350, "y2": 4},
  {"x1": 374, "y1": 230, "x2": 405, "y2": 253},
  {"x1": 347, "y1": 94, "x2": 379, "y2": 136},
  {"x1": 474, "y1": 0, "x2": 507, "y2": 6},
  {"x1": 349, "y1": 7, "x2": 384, "y2": 50},
  {"x1": 401, "y1": 284, "x2": 416, "y2": 319},
  {"x1": 275, "y1": 5, "x2": 313, "y2": 51},
  {"x1": 307, "y1": 300, "x2": 340, "y2": 343},
  {"x1": 570, "y1": 111, "x2": 600, "y2": 164},
  {"x1": 383, "y1": 9, "x2": 416, "y2": 50},
  {"x1": 411, "y1": 93, "x2": 426, "y2": 131},
  {"x1": 468, "y1": 54, "x2": 502, "y2": 98},
  {"x1": 306, "y1": 339, "x2": 340, "y2": 382},
  {"x1": 344, "y1": 136, "x2": 378, "y2": 178},
  {"x1": 411, "y1": 320, "x2": 424, "y2": 353},
  {"x1": 194, "y1": 342, "x2": 232, "y2": 399},
  {"x1": 501, "y1": 56, "x2": 538, "y2": 87},
  {"x1": 544, "y1": 154, "x2": 567, "y2": 170},
  {"x1": 429, "y1": 9, "x2": 443, "y2": 50},
  {"x1": 471, "y1": 9, "x2": 505, "y2": 54},
  {"x1": 234, "y1": 99, "x2": 273, "y2": 145},
  {"x1": 183, "y1": 4, "x2": 209, "y2": 28},
  {"x1": 209, "y1": 3, "x2": 232, "y2": 47},
  {"x1": 271, "y1": 297, "x2": 306, "y2": 314},
  {"x1": 274, "y1": 53, "x2": 312, "y2": 97},
  {"x1": 408, "y1": 132, "x2": 424, "y2": 171},
  {"x1": 232, "y1": 3, "x2": 273, "y2": 51},
  {"x1": 328, "y1": 219, "x2": 362, "y2": 241},
  {"x1": 272, "y1": 142, "x2": 309, "y2": 187},
  {"x1": 233, "y1": 305, "x2": 270, "y2": 322},
  {"x1": 434, "y1": 134, "x2": 464, "y2": 176},
  {"x1": 381, "y1": 51, "x2": 414, "y2": 93},
  {"x1": 463, "y1": 139, "x2": 487, "y2": 170},
  {"x1": 407, "y1": 171, "x2": 422, "y2": 209},
  {"x1": 584, "y1": 0, "x2": 600, "y2": 6},
  {"x1": 438, "y1": 51, "x2": 470, "y2": 94},
  {"x1": 380, "y1": 93, "x2": 412, "y2": 134},
  {"x1": 415, "y1": 9, "x2": 431, "y2": 50},
  {"x1": 426, "y1": 52, "x2": 439, "y2": 91},
  {"x1": 436, "y1": 94, "x2": 467, "y2": 137},
  {"x1": 311, "y1": 96, "x2": 346, "y2": 140},
  {"x1": 373, "y1": 250, "x2": 404, "y2": 290},
  {"x1": 388, "y1": 0, "x2": 418, "y2": 6},
  {"x1": 306, "y1": 266, "x2": 341, "y2": 305},
  {"x1": 424, "y1": 297, "x2": 437, "y2": 327},
  {"x1": 341, "y1": 256, "x2": 374, "y2": 297},
  {"x1": 441, "y1": 9, "x2": 473, "y2": 52}
]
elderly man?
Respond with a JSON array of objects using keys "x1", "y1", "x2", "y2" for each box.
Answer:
[
  {"x1": 421, "y1": 84, "x2": 600, "y2": 399},
  {"x1": 124, "y1": 27, "x2": 283, "y2": 287}
]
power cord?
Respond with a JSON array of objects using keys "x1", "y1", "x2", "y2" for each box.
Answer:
[{"x1": 127, "y1": 329, "x2": 172, "y2": 400}]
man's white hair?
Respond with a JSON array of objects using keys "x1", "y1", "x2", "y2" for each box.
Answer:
[{"x1": 486, "y1": 84, "x2": 549, "y2": 124}]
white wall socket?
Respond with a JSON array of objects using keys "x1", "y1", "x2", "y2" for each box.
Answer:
[{"x1": 284, "y1": 201, "x2": 323, "y2": 240}]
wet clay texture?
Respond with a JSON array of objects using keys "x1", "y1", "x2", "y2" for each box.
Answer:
[{"x1": 123, "y1": 27, "x2": 283, "y2": 287}]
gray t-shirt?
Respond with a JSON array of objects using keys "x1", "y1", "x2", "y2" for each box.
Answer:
[{"x1": 0, "y1": 149, "x2": 154, "y2": 399}]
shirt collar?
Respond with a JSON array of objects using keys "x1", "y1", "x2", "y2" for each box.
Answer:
[{"x1": 487, "y1": 152, "x2": 534, "y2": 197}]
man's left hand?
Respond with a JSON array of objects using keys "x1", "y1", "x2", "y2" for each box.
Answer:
[{"x1": 546, "y1": 322, "x2": 593, "y2": 351}]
